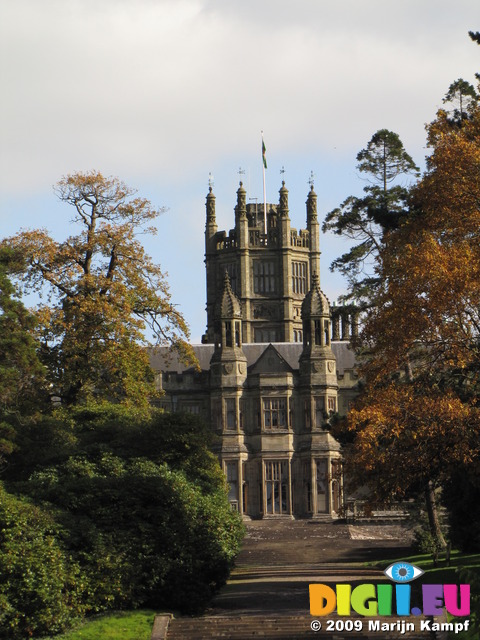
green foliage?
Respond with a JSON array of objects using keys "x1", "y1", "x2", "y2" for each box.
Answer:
[
  {"x1": 0, "y1": 248, "x2": 46, "y2": 469},
  {"x1": 0, "y1": 483, "x2": 84, "y2": 640},
  {"x1": 322, "y1": 129, "x2": 418, "y2": 305},
  {"x1": 356, "y1": 129, "x2": 419, "y2": 191},
  {"x1": 443, "y1": 78, "x2": 478, "y2": 124},
  {"x1": 25, "y1": 455, "x2": 243, "y2": 614},
  {"x1": 3, "y1": 172, "x2": 195, "y2": 407},
  {"x1": 412, "y1": 527, "x2": 445, "y2": 558},
  {"x1": 5, "y1": 402, "x2": 244, "y2": 634},
  {"x1": 0, "y1": 247, "x2": 44, "y2": 407}
]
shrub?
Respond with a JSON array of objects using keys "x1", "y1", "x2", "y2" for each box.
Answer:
[
  {"x1": 25, "y1": 455, "x2": 244, "y2": 614},
  {"x1": 0, "y1": 483, "x2": 84, "y2": 639}
]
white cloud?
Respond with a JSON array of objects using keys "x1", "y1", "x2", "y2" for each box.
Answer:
[
  {"x1": 1, "y1": 0, "x2": 479, "y2": 337},
  {"x1": 2, "y1": 0, "x2": 478, "y2": 193}
]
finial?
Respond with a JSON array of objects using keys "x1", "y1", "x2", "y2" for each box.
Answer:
[{"x1": 312, "y1": 272, "x2": 320, "y2": 287}]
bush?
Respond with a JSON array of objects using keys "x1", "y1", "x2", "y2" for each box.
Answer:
[
  {"x1": 24, "y1": 453, "x2": 244, "y2": 614},
  {"x1": 0, "y1": 483, "x2": 84, "y2": 639},
  {"x1": 3, "y1": 403, "x2": 245, "y2": 636}
]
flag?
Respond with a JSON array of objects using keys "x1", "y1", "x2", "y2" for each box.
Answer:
[{"x1": 262, "y1": 135, "x2": 267, "y2": 169}]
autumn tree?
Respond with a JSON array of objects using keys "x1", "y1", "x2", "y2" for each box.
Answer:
[
  {"x1": 336, "y1": 93, "x2": 480, "y2": 549},
  {"x1": 361, "y1": 104, "x2": 480, "y2": 382},
  {"x1": 340, "y1": 382, "x2": 480, "y2": 548},
  {"x1": 3, "y1": 172, "x2": 193, "y2": 407},
  {"x1": 322, "y1": 129, "x2": 419, "y2": 304}
]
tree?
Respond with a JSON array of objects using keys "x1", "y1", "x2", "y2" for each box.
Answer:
[
  {"x1": 360, "y1": 105, "x2": 480, "y2": 382},
  {"x1": 322, "y1": 130, "x2": 419, "y2": 305},
  {"x1": 338, "y1": 382, "x2": 480, "y2": 548},
  {"x1": 0, "y1": 247, "x2": 44, "y2": 409},
  {"x1": 338, "y1": 96, "x2": 480, "y2": 550},
  {"x1": 10, "y1": 404, "x2": 244, "y2": 618},
  {"x1": 468, "y1": 30, "x2": 480, "y2": 81},
  {"x1": 3, "y1": 172, "x2": 194, "y2": 407},
  {"x1": 442, "y1": 78, "x2": 478, "y2": 124},
  {"x1": 0, "y1": 248, "x2": 46, "y2": 470}
]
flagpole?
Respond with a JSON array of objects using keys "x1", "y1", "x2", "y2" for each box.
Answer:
[{"x1": 261, "y1": 131, "x2": 267, "y2": 238}]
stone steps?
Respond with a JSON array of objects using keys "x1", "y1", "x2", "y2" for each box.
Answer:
[{"x1": 166, "y1": 613, "x2": 421, "y2": 639}]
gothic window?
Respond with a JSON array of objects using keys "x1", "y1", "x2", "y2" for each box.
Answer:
[
  {"x1": 304, "y1": 461, "x2": 312, "y2": 513},
  {"x1": 265, "y1": 460, "x2": 288, "y2": 514},
  {"x1": 226, "y1": 461, "x2": 238, "y2": 504},
  {"x1": 181, "y1": 402, "x2": 200, "y2": 415},
  {"x1": 327, "y1": 397, "x2": 337, "y2": 413},
  {"x1": 292, "y1": 261, "x2": 307, "y2": 294},
  {"x1": 304, "y1": 398, "x2": 311, "y2": 429},
  {"x1": 225, "y1": 321, "x2": 233, "y2": 347},
  {"x1": 235, "y1": 321, "x2": 241, "y2": 347},
  {"x1": 263, "y1": 397, "x2": 287, "y2": 429},
  {"x1": 331, "y1": 460, "x2": 342, "y2": 513},
  {"x1": 324, "y1": 320, "x2": 330, "y2": 346},
  {"x1": 315, "y1": 397, "x2": 324, "y2": 427},
  {"x1": 254, "y1": 328, "x2": 277, "y2": 343},
  {"x1": 314, "y1": 320, "x2": 322, "y2": 346},
  {"x1": 293, "y1": 329, "x2": 303, "y2": 343},
  {"x1": 224, "y1": 263, "x2": 237, "y2": 293},
  {"x1": 212, "y1": 398, "x2": 222, "y2": 431},
  {"x1": 316, "y1": 459, "x2": 328, "y2": 513},
  {"x1": 253, "y1": 260, "x2": 276, "y2": 293},
  {"x1": 225, "y1": 398, "x2": 236, "y2": 430}
]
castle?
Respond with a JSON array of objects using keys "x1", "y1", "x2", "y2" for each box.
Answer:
[{"x1": 150, "y1": 181, "x2": 359, "y2": 518}]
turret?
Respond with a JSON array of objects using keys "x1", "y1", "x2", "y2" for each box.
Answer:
[
  {"x1": 301, "y1": 273, "x2": 331, "y2": 353},
  {"x1": 235, "y1": 182, "x2": 248, "y2": 249},
  {"x1": 210, "y1": 273, "x2": 247, "y2": 385},
  {"x1": 206, "y1": 186, "x2": 217, "y2": 241},
  {"x1": 299, "y1": 274, "x2": 338, "y2": 425},
  {"x1": 306, "y1": 184, "x2": 321, "y2": 286}
]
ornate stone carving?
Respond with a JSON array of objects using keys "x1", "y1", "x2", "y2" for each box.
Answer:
[{"x1": 253, "y1": 303, "x2": 277, "y2": 320}]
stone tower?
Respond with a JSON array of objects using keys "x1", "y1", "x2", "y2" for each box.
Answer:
[{"x1": 203, "y1": 181, "x2": 322, "y2": 345}]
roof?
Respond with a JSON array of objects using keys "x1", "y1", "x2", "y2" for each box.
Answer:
[{"x1": 149, "y1": 341, "x2": 356, "y2": 376}]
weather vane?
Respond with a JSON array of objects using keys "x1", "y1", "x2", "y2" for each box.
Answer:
[
  {"x1": 208, "y1": 172, "x2": 214, "y2": 189},
  {"x1": 308, "y1": 170, "x2": 315, "y2": 188},
  {"x1": 238, "y1": 167, "x2": 245, "y2": 179},
  {"x1": 280, "y1": 166, "x2": 285, "y2": 177}
]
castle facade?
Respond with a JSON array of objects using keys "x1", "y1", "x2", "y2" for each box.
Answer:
[{"x1": 150, "y1": 182, "x2": 359, "y2": 518}]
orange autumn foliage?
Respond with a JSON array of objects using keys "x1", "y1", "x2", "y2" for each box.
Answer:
[
  {"x1": 361, "y1": 104, "x2": 480, "y2": 382},
  {"x1": 3, "y1": 171, "x2": 196, "y2": 406},
  {"x1": 342, "y1": 383, "x2": 480, "y2": 500}
]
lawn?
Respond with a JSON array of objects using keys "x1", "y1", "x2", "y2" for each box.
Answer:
[{"x1": 39, "y1": 610, "x2": 157, "y2": 640}]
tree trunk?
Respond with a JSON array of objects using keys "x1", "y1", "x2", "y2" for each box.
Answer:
[{"x1": 424, "y1": 480, "x2": 447, "y2": 552}]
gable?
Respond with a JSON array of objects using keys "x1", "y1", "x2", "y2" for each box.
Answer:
[{"x1": 248, "y1": 344, "x2": 294, "y2": 375}]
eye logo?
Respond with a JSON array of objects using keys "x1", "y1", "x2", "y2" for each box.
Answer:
[{"x1": 384, "y1": 562, "x2": 424, "y2": 583}]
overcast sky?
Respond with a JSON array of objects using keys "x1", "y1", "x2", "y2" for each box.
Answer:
[{"x1": 1, "y1": 0, "x2": 478, "y2": 341}]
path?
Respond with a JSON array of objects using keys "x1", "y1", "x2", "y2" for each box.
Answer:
[{"x1": 160, "y1": 520, "x2": 436, "y2": 639}]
